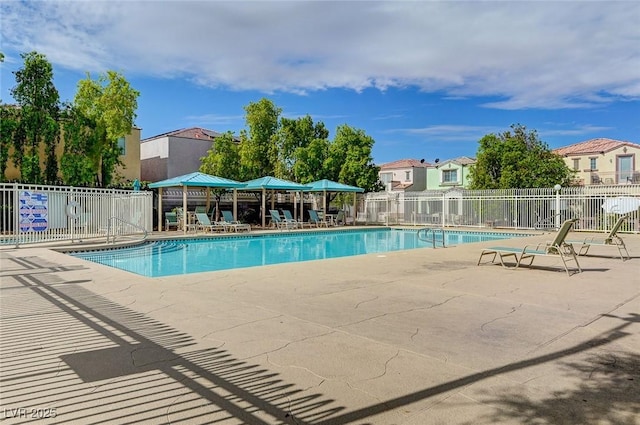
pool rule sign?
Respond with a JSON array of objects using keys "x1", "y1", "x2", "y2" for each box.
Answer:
[{"x1": 19, "y1": 191, "x2": 48, "y2": 232}]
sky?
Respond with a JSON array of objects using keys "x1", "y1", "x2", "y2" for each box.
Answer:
[{"x1": 1, "y1": 1, "x2": 639, "y2": 165}]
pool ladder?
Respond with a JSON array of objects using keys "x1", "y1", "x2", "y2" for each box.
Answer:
[{"x1": 417, "y1": 227, "x2": 446, "y2": 248}]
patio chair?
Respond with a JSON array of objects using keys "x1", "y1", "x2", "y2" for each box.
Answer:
[
  {"x1": 194, "y1": 206, "x2": 207, "y2": 214},
  {"x1": 568, "y1": 215, "x2": 630, "y2": 261},
  {"x1": 195, "y1": 212, "x2": 225, "y2": 233},
  {"x1": 308, "y1": 209, "x2": 329, "y2": 228},
  {"x1": 269, "y1": 210, "x2": 298, "y2": 230},
  {"x1": 165, "y1": 212, "x2": 179, "y2": 231},
  {"x1": 282, "y1": 209, "x2": 306, "y2": 228},
  {"x1": 220, "y1": 210, "x2": 251, "y2": 232},
  {"x1": 477, "y1": 218, "x2": 582, "y2": 276}
]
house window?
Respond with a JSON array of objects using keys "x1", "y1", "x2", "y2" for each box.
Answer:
[
  {"x1": 404, "y1": 171, "x2": 411, "y2": 181},
  {"x1": 442, "y1": 169, "x2": 458, "y2": 184},
  {"x1": 117, "y1": 137, "x2": 126, "y2": 155},
  {"x1": 589, "y1": 157, "x2": 597, "y2": 170},
  {"x1": 572, "y1": 158, "x2": 580, "y2": 171},
  {"x1": 379, "y1": 172, "x2": 393, "y2": 184}
]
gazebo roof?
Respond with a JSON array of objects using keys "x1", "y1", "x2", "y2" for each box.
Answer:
[
  {"x1": 242, "y1": 176, "x2": 310, "y2": 191},
  {"x1": 148, "y1": 172, "x2": 245, "y2": 188},
  {"x1": 306, "y1": 179, "x2": 364, "y2": 192}
]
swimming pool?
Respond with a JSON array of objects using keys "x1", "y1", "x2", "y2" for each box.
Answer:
[{"x1": 70, "y1": 228, "x2": 532, "y2": 277}]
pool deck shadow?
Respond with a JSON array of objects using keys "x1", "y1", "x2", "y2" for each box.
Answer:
[{"x1": 1, "y1": 229, "x2": 639, "y2": 424}]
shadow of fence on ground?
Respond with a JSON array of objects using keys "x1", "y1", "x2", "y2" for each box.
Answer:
[
  {"x1": 0, "y1": 252, "x2": 344, "y2": 424},
  {"x1": 2, "y1": 252, "x2": 638, "y2": 424}
]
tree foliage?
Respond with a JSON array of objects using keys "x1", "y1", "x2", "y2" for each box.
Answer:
[
  {"x1": 60, "y1": 106, "x2": 101, "y2": 186},
  {"x1": 0, "y1": 106, "x2": 19, "y2": 181},
  {"x1": 199, "y1": 131, "x2": 243, "y2": 220},
  {"x1": 238, "y1": 98, "x2": 281, "y2": 180},
  {"x1": 469, "y1": 124, "x2": 575, "y2": 189},
  {"x1": 72, "y1": 70, "x2": 139, "y2": 187},
  {"x1": 10, "y1": 51, "x2": 60, "y2": 183},
  {"x1": 275, "y1": 115, "x2": 329, "y2": 180}
]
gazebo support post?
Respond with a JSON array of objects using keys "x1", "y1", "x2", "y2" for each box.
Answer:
[
  {"x1": 233, "y1": 189, "x2": 238, "y2": 220},
  {"x1": 182, "y1": 185, "x2": 188, "y2": 233},
  {"x1": 158, "y1": 187, "x2": 163, "y2": 231},
  {"x1": 353, "y1": 193, "x2": 357, "y2": 226}
]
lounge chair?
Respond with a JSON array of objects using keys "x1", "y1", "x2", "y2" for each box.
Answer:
[
  {"x1": 282, "y1": 210, "x2": 307, "y2": 228},
  {"x1": 477, "y1": 218, "x2": 582, "y2": 276},
  {"x1": 568, "y1": 215, "x2": 630, "y2": 260},
  {"x1": 165, "y1": 212, "x2": 179, "y2": 231},
  {"x1": 195, "y1": 212, "x2": 225, "y2": 233},
  {"x1": 269, "y1": 209, "x2": 298, "y2": 230},
  {"x1": 220, "y1": 210, "x2": 251, "y2": 232},
  {"x1": 308, "y1": 210, "x2": 329, "y2": 228}
]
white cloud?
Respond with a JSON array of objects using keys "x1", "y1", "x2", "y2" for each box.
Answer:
[
  {"x1": 2, "y1": 1, "x2": 639, "y2": 109},
  {"x1": 389, "y1": 125, "x2": 502, "y2": 141}
]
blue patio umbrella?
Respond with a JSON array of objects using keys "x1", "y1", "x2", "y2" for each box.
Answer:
[
  {"x1": 241, "y1": 176, "x2": 311, "y2": 227},
  {"x1": 149, "y1": 172, "x2": 245, "y2": 231}
]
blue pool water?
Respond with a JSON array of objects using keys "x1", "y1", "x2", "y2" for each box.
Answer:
[{"x1": 70, "y1": 228, "x2": 531, "y2": 277}]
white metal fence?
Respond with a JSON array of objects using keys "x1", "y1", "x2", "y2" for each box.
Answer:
[
  {"x1": 361, "y1": 185, "x2": 640, "y2": 233},
  {"x1": 0, "y1": 183, "x2": 153, "y2": 247}
]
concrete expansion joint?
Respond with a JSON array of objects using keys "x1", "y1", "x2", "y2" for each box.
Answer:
[
  {"x1": 361, "y1": 350, "x2": 400, "y2": 382},
  {"x1": 354, "y1": 295, "x2": 379, "y2": 309},
  {"x1": 480, "y1": 303, "x2": 523, "y2": 332}
]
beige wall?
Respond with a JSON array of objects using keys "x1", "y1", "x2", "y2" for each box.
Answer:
[
  {"x1": 3, "y1": 128, "x2": 141, "y2": 184},
  {"x1": 116, "y1": 128, "x2": 141, "y2": 182}
]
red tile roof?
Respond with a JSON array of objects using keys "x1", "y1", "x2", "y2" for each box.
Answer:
[
  {"x1": 142, "y1": 127, "x2": 229, "y2": 142},
  {"x1": 553, "y1": 138, "x2": 640, "y2": 156},
  {"x1": 379, "y1": 158, "x2": 431, "y2": 169}
]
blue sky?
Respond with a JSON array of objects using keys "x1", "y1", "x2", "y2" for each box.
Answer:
[{"x1": 1, "y1": 1, "x2": 639, "y2": 165}]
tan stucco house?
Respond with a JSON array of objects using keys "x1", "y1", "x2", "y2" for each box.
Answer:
[{"x1": 554, "y1": 138, "x2": 640, "y2": 185}]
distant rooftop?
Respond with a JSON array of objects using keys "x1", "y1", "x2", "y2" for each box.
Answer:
[
  {"x1": 433, "y1": 156, "x2": 476, "y2": 167},
  {"x1": 142, "y1": 127, "x2": 230, "y2": 142},
  {"x1": 553, "y1": 138, "x2": 640, "y2": 156},
  {"x1": 379, "y1": 158, "x2": 431, "y2": 169}
]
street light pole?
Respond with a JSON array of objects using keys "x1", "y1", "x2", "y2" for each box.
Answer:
[{"x1": 554, "y1": 184, "x2": 562, "y2": 229}]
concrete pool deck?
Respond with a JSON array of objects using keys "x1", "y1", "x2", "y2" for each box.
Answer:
[{"x1": 1, "y1": 229, "x2": 639, "y2": 424}]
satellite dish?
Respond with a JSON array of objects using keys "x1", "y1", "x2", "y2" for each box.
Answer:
[{"x1": 435, "y1": 158, "x2": 440, "y2": 164}]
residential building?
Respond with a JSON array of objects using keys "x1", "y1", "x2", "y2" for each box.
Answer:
[
  {"x1": 426, "y1": 156, "x2": 476, "y2": 190},
  {"x1": 140, "y1": 127, "x2": 234, "y2": 182},
  {"x1": 554, "y1": 138, "x2": 640, "y2": 185},
  {"x1": 378, "y1": 159, "x2": 430, "y2": 191}
]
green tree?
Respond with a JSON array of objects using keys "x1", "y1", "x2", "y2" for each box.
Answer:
[
  {"x1": 0, "y1": 106, "x2": 19, "y2": 181},
  {"x1": 469, "y1": 124, "x2": 575, "y2": 189},
  {"x1": 275, "y1": 115, "x2": 329, "y2": 180},
  {"x1": 10, "y1": 51, "x2": 60, "y2": 183},
  {"x1": 238, "y1": 98, "x2": 281, "y2": 180},
  {"x1": 200, "y1": 131, "x2": 241, "y2": 220},
  {"x1": 73, "y1": 71, "x2": 139, "y2": 187},
  {"x1": 292, "y1": 138, "x2": 331, "y2": 183},
  {"x1": 60, "y1": 106, "x2": 101, "y2": 186},
  {"x1": 328, "y1": 124, "x2": 380, "y2": 191}
]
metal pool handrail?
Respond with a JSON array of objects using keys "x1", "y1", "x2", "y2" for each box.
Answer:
[
  {"x1": 417, "y1": 227, "x2": 446, "y2": 248},
  {"x1": 106, "y1": 216, "x2": 148, "y2": 244}
]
